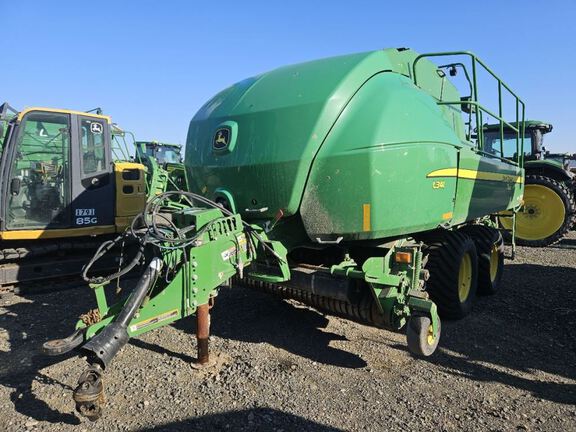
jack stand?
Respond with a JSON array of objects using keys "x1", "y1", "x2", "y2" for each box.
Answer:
[{"x1": 191, "y1": 303, "x2": 215, "y2": 369}]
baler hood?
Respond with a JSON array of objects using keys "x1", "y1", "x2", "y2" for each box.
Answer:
[{"x1": 185, "y1": 49, "x2": 418, "y2": 219}]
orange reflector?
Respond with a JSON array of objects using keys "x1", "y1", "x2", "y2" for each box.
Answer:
[
  {"x1": 442, "y1": 211, "x2": 453, "y2": 220},
  {"x1": 395, "y1": 252, "x2": 412, "y2": 264},
  {"x1": 362, "y1": 204, "x2": 371, "y2": 232}
]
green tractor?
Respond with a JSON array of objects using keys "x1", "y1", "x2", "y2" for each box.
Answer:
[
  {"x1": 44, "y1": 49, "x2": 527, "y2": 420},
  {"x1": 135, "y1": 141, "x2": 188, "y2": 196},
  {"x1": 488, "y1": 121, "x2": 575, "y2": 246}
]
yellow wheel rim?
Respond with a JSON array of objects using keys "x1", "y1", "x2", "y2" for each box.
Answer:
[
  {"x1": 489, "y1": 244, "x2": 499, "y2": 283},
  {"x1": 501, "y1": 184, "x2": 565, "y2": 241},
  {"x1": 458, "y1": 252, "x2": 472, "y2": 303},
  {"x1": 426, "y1": 324, "x2": 435, "y2": 345}
]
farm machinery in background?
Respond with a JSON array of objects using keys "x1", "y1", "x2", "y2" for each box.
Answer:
[
  {"x1": 0, "y1": 103, "x2": 147, "y2": 290},
  {"x1": 134, "y1": 141, "x2": 188, "y2": 196},
  {"x1": 44, "y1": 48, "x2": 526, "y2": 420},
  {"x1": 489, "y1": 121, "x2": 575, "y2": 246},
  {"x1": 0, "y1": 103, "x2": 190, "y2": 290}
]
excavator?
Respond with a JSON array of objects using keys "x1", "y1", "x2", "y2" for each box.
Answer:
[{"x1": 0, "y1": 103, "x2": 147, "y2": 290}]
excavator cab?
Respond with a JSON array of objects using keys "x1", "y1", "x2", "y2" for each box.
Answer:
[{"x1": 0, "y1": 106, "x2": 146, "y2": 240}]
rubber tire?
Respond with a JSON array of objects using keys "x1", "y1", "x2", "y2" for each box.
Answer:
[
  {"x1": 406, "y1": 314, "x2": 440, "y2": 357},
  {"x1": 423, "y1": 231, "x2": 478, "y2": 320},
  {"x1": 515, "y1": 175, "x2": 575, "y2": 247},
  {"x1": 459, "y1": 225, "x2": 504, "y2": 296}
]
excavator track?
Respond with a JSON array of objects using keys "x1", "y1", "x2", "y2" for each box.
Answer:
[
  {"x1": 0, "y1": 239, "x2": 105, "y2": 262},
  {"x1": 0, "y1": 237, "x2": 139, "y2": 294},
  {"x1": 0, "y1": 274, "x2": 89, "y2": 295}
]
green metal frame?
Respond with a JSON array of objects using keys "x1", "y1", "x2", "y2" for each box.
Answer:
[
  {"x1": 330, "y1": 240, "x2": 439, "y2": 338},
  {"x1": 77, "y1": 207, "x2": 290, "y2": 341}
]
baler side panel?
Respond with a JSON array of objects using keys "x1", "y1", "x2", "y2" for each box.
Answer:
[
  {"x1": 451, "y1": 150, "x2": 524, "y2": 223},
  {"x1": 300, "y1": 73, "x2": 461, "y2": 241}
]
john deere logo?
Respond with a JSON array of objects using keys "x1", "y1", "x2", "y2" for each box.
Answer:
[
  {"x1": 212, "y1": 121, "x2": 237, "y2": 154},
  {"x1": 213, "y1": 128, "x2": 230, "y2": 150}
]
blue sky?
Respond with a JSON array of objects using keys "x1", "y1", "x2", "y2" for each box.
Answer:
[{"x1": 2, "y1": 0, "x2": 575, "y2": 152}]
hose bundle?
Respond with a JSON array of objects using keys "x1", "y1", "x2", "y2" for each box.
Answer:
[{"x1": 82, "y1": 191, "x2": 283, "y2": 285}]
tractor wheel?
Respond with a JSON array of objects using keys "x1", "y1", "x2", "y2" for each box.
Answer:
[
  {"x1": 406, "y1": 314, "x2": 440, "y2": 357},
  {"x1": 459, "y1": 225, "x2": 504, "y2": 296},
  {"x1": 500, "y1": 175, "x2": 575, "y2": 247},
  {"x1": 423, "y1": 231, "x2": 478, "y2": 320}
]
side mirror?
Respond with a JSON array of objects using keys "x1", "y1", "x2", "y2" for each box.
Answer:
[
  {"x1": 460, "y1": 96, "x2": 476, "y2": 114},
  {"x1": 0, "y1": 123, "x2": 4, "y2": 138},
  {"x1": 10, "y1": 178, "x2": 21, "y2": 196}
]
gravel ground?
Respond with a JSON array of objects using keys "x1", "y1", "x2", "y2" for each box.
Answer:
[{"x1": 0, "y1": 233, "x2": 575, "y2": 431}]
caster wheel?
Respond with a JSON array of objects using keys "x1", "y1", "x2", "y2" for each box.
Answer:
[{"x1": 406, "y1": 314, "x2": 441, "y2": 357}]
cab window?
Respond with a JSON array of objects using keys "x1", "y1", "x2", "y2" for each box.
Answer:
[
  {"x1": 7, "y1": 111, "x2": 70, "y2": 228},
  {"x1": 81, "y1": 119, "x2": 106, "y2": 175},
  {"x1": 483, "y1": 131, "x2": 530, "y2": 161}
]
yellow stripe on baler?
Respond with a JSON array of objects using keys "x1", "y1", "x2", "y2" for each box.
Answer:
[{"x1": 427, "y1": 168, "x2": 523, "y2": 184}]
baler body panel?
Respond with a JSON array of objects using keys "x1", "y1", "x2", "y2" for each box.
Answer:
[
  {"x1": 451, "y1": 151, "x2": 523, "y2": 224},
  {"x1": 185, "y1": 48, "x2": 523, "y2": 243},
  {"x1": 187, "y1": 51, "x2": 389, "y2": 219},
  {"x1": 300, "y1": 72, "x2": 461, "y2": 240},
  {"x1": 186, "y1": 50, "x2": 445, "y2": 218}
]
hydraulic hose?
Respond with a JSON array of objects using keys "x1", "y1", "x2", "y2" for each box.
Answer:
[{"x1": 81, "y1": 258, "x2": 161, "y2": 369}]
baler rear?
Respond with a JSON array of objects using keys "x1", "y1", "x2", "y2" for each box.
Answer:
[{"x1": 44, "y1": 48, "x2": 525, "y2": 420}]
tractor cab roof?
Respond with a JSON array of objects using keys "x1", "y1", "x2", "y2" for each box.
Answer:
[
  {"x1": 136, "y1": 141, "x2": 182, "y2": 150},
  {"x1": 484, "y1": 120, "x2": 553, "y2": 134}
]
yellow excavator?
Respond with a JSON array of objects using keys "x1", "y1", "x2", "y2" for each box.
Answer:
[{"x1": 0, "y1": 103, "x2": 147, "y2": 290}]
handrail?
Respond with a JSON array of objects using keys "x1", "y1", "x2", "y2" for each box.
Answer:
[
  {"x1": 437, "y1": 101, "x2": 519, "y2": 132},
  {"x1": 412, "y1": 51, "x2": 525, "y2": 167},
  {"x1": 0, "y1": 102, "x2": 18, "y2": 121}
]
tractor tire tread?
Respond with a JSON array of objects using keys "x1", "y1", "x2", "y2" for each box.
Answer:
[
  {"x1": 459, "y1": 225, "x2": 504, "y2": 295},
  {"x1": 423, "y1": 230, "x2": 478, "y2": 320}
]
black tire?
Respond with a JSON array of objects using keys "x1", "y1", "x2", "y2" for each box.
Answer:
[
  {"x1": 423, "y1": 230, "x2": 478, "y2": 320},
  {"x1": 406, "y1": 314, "x2": 441, "y2": 357},
  {"x1": 514, "y1": 175, "x2": 575, "y2": 247},
  {"x1": 459, "y1": 225, "x2": 504, "y2": 296}
]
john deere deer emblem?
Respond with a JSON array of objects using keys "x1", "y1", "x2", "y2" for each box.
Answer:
[{"x1": 213, "y1": 128, "x2": 230, "y2": 150}]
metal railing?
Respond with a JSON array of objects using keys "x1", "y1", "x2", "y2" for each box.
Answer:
[{"x1": 412, "y1": 51, "x2": 526, "y2": 166}]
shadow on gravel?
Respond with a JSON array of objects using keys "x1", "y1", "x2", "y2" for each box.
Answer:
[
  {"x1": 174, "y1": 286, "x2": 367, "y2": 369},
  {"x1": 423, "y1": 263, "x2": 576, "y2": 405},
  {"x1": 549, "y1": 237, "x2": 576, "y2": 250},
  {"x1": 136, "y1": 407, "x2": 343, "y2": 431},
  {"x1": 129, "y1": 338, "x2": 196, "y2": 363},
  {"x1": 0, "y1": 289, "x2": 93, "y2": 425}
]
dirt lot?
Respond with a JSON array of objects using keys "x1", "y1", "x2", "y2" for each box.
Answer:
[{"x1": 0, "y1": 233, "x2": 575, "y2": 431}]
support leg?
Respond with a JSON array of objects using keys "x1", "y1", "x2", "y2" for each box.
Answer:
[{"x1": 192, "y1": 303, "x2": 214, "y2": 368}]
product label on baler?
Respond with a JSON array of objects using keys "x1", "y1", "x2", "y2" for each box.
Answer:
[
  {"x1": 129, "y1": 309, "x2": 179, "y2": 333},
  {"x1": 220, "y1": 234, "x2": 248, "y2": 261}
]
